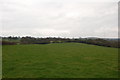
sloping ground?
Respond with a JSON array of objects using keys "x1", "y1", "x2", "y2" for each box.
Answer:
[{"x1": 2, "y1": 43, "x2": 118, "y2": 78}]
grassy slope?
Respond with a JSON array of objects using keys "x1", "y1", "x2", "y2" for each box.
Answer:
[{"x1": 2, "y1": 43, "x2": 118, "y2": 78}]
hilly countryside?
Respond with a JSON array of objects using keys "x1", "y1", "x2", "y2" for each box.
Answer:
[
  {"x1": 1, "y1": 36, "x2": 119, "y2": 78},
  {"x1": 1, "y1": 0, "x2": 119, "y2": 79}
]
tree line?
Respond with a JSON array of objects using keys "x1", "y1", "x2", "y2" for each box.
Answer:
[{"x1": 1, "y1": 36, "x2": 120, "y2": 48}]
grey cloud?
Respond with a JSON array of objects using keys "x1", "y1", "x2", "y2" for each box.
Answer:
[{"x1": 1, "y1": 0, "x2": 118, "y2": 38}]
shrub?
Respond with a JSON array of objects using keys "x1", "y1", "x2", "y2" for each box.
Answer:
[{"x1": 2, "y1": 41, "x2": 17, "y2": 45}]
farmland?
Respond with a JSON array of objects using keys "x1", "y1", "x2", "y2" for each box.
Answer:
[{"x1": 2, "y1": 43, "x2": 118, "y2": 78}]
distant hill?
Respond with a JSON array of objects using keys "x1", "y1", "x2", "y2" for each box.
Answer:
[{"x1": 103, "y1": 38, "x2": 119, "y2": 41}]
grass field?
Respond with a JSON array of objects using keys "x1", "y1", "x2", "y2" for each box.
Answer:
[{"x1": 2, "y1": 43, "x2": 118, "y2": 78}]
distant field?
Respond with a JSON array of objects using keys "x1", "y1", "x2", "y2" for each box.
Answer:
[{"x1": 2, "y1": 43, "x2": 118, "y2": 78}]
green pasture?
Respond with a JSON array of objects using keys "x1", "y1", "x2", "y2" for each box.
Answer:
[{"x1": 2, "y1": 43, "x2": 118, "y2": 78}]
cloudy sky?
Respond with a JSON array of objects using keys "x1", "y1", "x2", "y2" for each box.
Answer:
[{"x1": 0, "y1": 0, "x2": 119, "y2": 38}]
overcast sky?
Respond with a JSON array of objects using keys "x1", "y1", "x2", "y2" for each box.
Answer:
[{"x1": 0, "y1": 0, "x2": 119, "y2": 38}]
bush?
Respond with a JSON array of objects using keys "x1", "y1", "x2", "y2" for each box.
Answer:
[{"x1": 2, "y1": 41, "x2": 17, "y2": 45}]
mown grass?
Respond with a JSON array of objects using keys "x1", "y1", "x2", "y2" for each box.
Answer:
[{"x1": 2, "y1": 43, "x2": 118, "y2": 78}]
